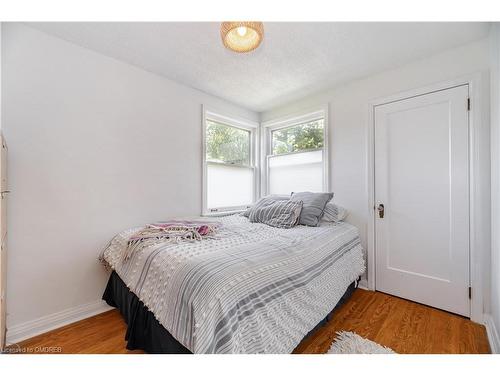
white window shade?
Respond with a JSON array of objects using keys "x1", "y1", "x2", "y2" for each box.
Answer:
[
  {"x1": 268, "y1": 150, "x2": 324, "y2": 195},
  {"x1": 207, "y1": 164, "x2": 254, "y2": 210}
]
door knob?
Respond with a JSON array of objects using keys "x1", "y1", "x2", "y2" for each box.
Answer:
[{"x1": 377, "y1": 204, "x2": 385, "y2": 218}]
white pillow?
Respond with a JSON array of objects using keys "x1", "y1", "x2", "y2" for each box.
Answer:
[{"x1": 321, "y1": 202, "x2": 348, "y2": 222}]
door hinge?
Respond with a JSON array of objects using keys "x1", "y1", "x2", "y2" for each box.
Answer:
[
  {"x1": 467, "y1": 98, "x2": 471, "y2": 111},
  {"x1": 468, "y1": 287, "x2": 472, "y2": 299}
]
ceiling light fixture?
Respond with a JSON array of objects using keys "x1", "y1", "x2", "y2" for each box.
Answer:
[{"x1": 220, "y1": 22, "x2": 264, "y2": 53}]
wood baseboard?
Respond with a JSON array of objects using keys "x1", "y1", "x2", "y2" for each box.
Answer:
[
  {"x1": 6, "y1": 300, "x2": 113, "y2": 345},
  {"x1": 484, "y1": 314, "x2": 500, "y2": 354}
]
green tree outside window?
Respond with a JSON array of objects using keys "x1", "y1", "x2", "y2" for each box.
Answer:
[
  {"x1": 206, "y1": 120, "x2": 250, "y2": 165},
  {"x1": 272, "y1": 119, "x2": 324, "y2": 155}
]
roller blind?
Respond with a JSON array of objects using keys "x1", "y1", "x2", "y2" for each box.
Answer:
[{"x1": 268, "y1": 150, "x2": 324, "y2": 195}]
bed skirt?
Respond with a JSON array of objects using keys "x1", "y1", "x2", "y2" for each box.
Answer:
[{"x1": 102, "y1": 271, "x2": 358, "y2": 354}]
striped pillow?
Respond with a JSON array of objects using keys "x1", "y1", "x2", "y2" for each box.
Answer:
[
  {"x1": 248, "y1": 200, "x2": 303, "y2": 229},
  {"x1": 242, "y1": 195, "x2": 290, "y2": 218},
  {"x1": 321, "y1": 202, "x2": 348, "y2": 222}
]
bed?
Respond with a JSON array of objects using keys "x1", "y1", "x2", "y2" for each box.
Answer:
[{"x1": 101, "y1": 214, "x2": 365, "y2": 354}]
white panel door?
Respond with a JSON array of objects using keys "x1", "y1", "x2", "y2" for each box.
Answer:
[{"x1": 374, "y1": 85, "x2": 470, "y2": 317}]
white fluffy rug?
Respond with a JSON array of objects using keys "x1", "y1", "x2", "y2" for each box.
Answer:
[{"x1": 327, "y1": 331, "x2": 396, "y2": 354}]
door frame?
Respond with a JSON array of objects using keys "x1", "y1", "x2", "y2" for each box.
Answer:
[{"x1": 366, "y1": 73, "x2": 489, "y2": 323}]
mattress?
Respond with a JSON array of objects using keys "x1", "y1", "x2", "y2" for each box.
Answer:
[{"x1": 101, "y1": 214, "x2": 365, "y2": 354}]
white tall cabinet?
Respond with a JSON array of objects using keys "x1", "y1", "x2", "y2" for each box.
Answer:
[{"x1": 0, "y1": 134, "x2": 7, "y2": 350}]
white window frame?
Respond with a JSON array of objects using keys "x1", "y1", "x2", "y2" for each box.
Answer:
[
  {"x1": 202, "y1": 106, "x2": 259, "y2": 216},
  {"x1": 261, "y1": 106, "x2": 329, "y2": 196}
]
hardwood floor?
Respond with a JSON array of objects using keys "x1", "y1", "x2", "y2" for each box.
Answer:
[
  {"x1": 294, "y1": 289, "x2": 489, "y2": 354},
  {"x1": 10, "y1": 289, "x2": 490, "y2": 354}
]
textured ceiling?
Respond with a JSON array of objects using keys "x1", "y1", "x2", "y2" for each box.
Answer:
[{"x1": 27, "y1": 22, "x2": 490, "y2": 112}]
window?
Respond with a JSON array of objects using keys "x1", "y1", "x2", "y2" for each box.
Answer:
[
  {"x1": 271, "y1": 119, "x2": 324, "y2": 155},
  {"x1": 206, "y1": 120, "x2": 250, "y2": 164},
  {"x1": 203, "y1": 109, "x2": 258, "y2": 214},
  {"x1": 264, "y1": 109, "x2": 328, "y2": 195}
]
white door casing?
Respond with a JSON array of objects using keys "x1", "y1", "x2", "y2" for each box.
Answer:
[
  {"x1": 0, "y1": 134, "x2": 7, "y2": 350},
  {"x1": 374, "y1": 85, "x2": 470, "y2": 317}
]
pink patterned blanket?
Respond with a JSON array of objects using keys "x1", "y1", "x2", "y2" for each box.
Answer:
[{"x1": 123, "y1": 220, "x2": 220, "y2": 260}]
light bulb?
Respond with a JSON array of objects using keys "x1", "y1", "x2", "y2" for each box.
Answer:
[{"x1": 237, "y1": 26, "x2": 247, "y2": 37}]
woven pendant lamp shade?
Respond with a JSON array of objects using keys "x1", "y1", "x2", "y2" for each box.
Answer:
[{"x1": 220, "y1": 22, "x2": 264, "y2": 53}]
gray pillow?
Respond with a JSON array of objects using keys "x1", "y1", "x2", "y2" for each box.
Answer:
[
  {"x1": 290, "y1": 192, "x2": 334, "y2": 226},
  {"x1": 242, "y1": 195, "x2": 290, "y2": 218},
  {"x1": 321, "y1": 202, "x2": 348, "y2": 222},
  {"x1": 248, "y1": 200, "x2": 303, "y2": 229}
]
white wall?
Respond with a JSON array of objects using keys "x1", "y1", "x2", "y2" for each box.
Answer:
[
  {"x1": 489, "y1": 24, "x2": 500, "y2": 352},
  {"x1": 261, "y1": 39, "x2": 491, "y2": 290},
  {"x1": 1, "y1": 24, "x2": 258, "y2": 333}
]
